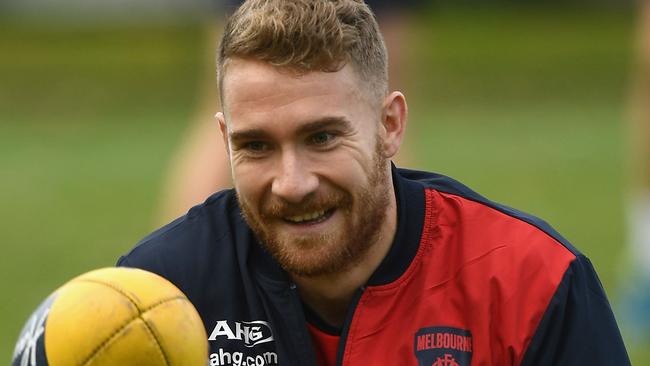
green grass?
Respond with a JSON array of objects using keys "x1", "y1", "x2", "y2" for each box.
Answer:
[
  {"x1": 0, "y1": 20, "x2": 204, "y2": 358},
  {"x1": 1, "y1": 6, "x2": 645, "y2": 363}
]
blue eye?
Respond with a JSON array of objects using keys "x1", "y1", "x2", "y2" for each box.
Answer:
[
  {"x1": 311, "y1": 132, "x2": 335, "y2": 145},
  {"x1": 245, "y1": 141, "x2": 268, "y2": 152}
]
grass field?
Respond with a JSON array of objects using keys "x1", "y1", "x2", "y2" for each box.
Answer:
[{"x1": 1, "y1": 5, "x2": 646, "y2": 363}]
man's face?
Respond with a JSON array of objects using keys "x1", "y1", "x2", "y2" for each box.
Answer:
[{"x1": 219, "y1": 59, "x2": 393, "y2": 277}]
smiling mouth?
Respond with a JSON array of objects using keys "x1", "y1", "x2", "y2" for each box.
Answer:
[{"x1": 283, "y1": 208, "x2": 335, "y2": 225}]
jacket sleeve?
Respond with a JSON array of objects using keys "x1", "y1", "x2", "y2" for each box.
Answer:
[{"x1": 520, "y1": 254, "x2": 630, "y2": 365}]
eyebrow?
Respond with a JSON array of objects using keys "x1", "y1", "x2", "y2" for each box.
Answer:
[{"x1": 229, "y1": 116, "x2": 353, "y2": 144}]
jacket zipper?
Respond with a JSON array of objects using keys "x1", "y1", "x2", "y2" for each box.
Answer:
[
  {"x1": 335, "y1": 286, "x2": 367, "y2": 366},
  {"x1": 286, "y1": 282, "x2": 319, "y2": 365}
]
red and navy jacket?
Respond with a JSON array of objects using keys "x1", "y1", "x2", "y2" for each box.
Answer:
[{"x1": 117, "y1": 166, "x2": 630, "y2": 365}]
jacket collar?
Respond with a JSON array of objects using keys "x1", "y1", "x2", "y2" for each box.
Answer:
[{"x1": 366, "y1": 163, "x2": 425, "y2": 285}]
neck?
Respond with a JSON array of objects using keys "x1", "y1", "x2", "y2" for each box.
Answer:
[{"x1": 292, "y1": 180, "x2": 398, "y2": 328}]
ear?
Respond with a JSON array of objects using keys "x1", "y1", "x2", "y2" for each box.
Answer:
[
  {"x1": 379, "y1": 91, "x2": 408, "y2": 158},
  {"x1": 216, "y1": 112, "x2": 231, "y2": 157}
]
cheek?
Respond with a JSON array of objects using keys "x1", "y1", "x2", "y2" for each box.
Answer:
[
  {"x1": 232, "y1": 166, "x2": 267, "y2": 207},
  {"x1": 317, "y1": 160, "x2": 370, "y2": 196},
  {"x1": 326, "y1": 148, "x2": 378, "y2": 186}
]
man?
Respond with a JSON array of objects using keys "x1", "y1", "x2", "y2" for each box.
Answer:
[
  {"x1": 118, "y1": 0, "x2": 630, "y2": 365},
  {"x1": 621, "y1": 0, "x2": 650, "y2": 343}
]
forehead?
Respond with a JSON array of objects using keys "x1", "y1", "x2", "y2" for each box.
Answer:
[{"x1": 221, "y1": 59, "x2": 370, "y2": 127}]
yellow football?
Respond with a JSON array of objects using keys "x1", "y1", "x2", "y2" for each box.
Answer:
[{"x1": 12, "y1": 267, "x2": 207, "y2": 366}]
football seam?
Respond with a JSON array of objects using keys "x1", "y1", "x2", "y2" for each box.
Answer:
[
  {"x1": 140, "y1": 305, "x2": 173, "y2": 366},
  {"x1": 80, "y1": 296, "x2": 185, "y2": 366},
  {"x1": 74, "y1": 278, "x2": 186, "y2": 366}
]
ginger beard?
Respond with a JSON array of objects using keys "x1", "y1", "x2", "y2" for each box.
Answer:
[{"x1": 237, "y1": 141, "x2": 391, "y2": 277}]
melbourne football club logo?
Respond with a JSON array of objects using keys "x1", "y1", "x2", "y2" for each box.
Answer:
[{"x1": 414, "y1": 326, "x2": 473, "y2": 366}]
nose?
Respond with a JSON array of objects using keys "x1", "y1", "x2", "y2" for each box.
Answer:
[{"x1": 271, "y1": 150, "x2": 319, "y2": 204}]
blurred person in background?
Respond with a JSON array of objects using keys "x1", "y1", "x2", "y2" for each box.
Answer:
[
  {"x1": 156, "y1": 0, "x2": 424, "y2": 222},
  {"x1": 621, "y1": 0, "x2": 650, "y2": 343}
]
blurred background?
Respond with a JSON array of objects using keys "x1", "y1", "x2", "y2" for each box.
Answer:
[{"x1": 1, "y1": 0, "x2": 648, "y2": 363}]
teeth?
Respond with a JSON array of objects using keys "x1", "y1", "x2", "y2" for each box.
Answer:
[{"x1": 286, "y1": 210, "x2": 326, "y2": 223}]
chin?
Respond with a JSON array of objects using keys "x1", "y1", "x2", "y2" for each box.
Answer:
[{"x1": 275, "y1": 241, "x2": 350, "y2": 277}]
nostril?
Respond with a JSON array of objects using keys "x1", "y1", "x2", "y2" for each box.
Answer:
[{"x1": 271, "y1": 173, "x2": 319, "y2": 204}]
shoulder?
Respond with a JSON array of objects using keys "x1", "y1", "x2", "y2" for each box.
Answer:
[
  {"x1": 121, "y1": 190, "x2": 237, "y2": 256},
  {"x1": 398, "y1": 167, "x2": 581, "y2": 312},
  {"x1": 117, "y1": 189, "x2": 252, "y2": 291},
  {"x1": 398, "y1": 167, "x2": 579, "y2": 262},
  {"x1": 398, "y1": 169, "x2": 629, "y2": 363}
]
